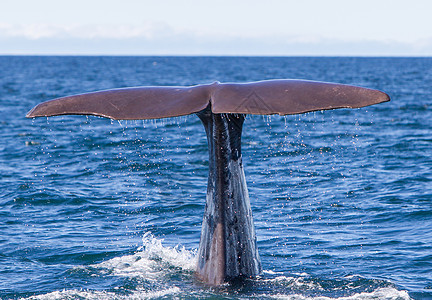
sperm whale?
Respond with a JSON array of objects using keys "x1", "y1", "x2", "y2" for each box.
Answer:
[{"x1": 26, "y1": 79, "x2": 389, "y2": 285}]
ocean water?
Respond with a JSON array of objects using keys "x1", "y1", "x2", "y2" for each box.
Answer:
[{"x1": 0, "y1": 56, "x2": 431, "y2": 299}]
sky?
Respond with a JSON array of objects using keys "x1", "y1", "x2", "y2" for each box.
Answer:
[{"x1": 1, "y1": 0, "x2": 432, "y2": 56}]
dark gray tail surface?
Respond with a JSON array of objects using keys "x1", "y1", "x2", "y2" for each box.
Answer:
[{"x1": 196, "y1": 106, "x2": 261, "y2": 285}]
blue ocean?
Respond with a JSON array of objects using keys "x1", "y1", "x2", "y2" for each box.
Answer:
[{"x1": 0, "y1": 56, "x2": 431, "y2": 299}]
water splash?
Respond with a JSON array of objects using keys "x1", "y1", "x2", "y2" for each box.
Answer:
[{"x1": 88, "y1": 232, "x2": 196, "y2": 280}]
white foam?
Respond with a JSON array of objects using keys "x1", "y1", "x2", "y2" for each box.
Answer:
[
  {"x1": 263, "y1": 269, "x2": 285, "y2": 275},
  {"x1": 23, "y1": 286, "x2": 412, "y2": 300},
  {"x1": 269, "y1": 287, "x2": 411, "y2": 300},
  {"x1": 24, "y1": 286, "x2": 181, "y2": 300},
  {"x1": 263, "y1": 275, "x2": 324, "y2": 290}
]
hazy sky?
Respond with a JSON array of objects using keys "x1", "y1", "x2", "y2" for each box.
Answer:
[{"x1": 1, "y1": 0, "x2": 432, "y2": 56}]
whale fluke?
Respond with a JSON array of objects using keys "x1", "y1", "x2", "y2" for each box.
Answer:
[
  {"x1": 26, "y1": 80, "x2": 389, "y2": 120},
  {"x1": 26, "y1": 79, "x2": 389, "y2": 286}
]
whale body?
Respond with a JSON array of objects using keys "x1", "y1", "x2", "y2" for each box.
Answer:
[{"x1": 26, "y1": 79, "x2": 389, "y2": 285}]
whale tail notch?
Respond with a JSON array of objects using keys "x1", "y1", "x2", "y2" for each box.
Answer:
[{"x1": 26, "y1": 80, "x2": 389, "y2": 120}]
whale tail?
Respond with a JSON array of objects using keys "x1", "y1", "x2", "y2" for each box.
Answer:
[
  {"x1": 26, "y1": 79, "x2": 389, "y2": 285},
  {"x1": 26, "y1": 80, "x2": 389, "y2": 120}
]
